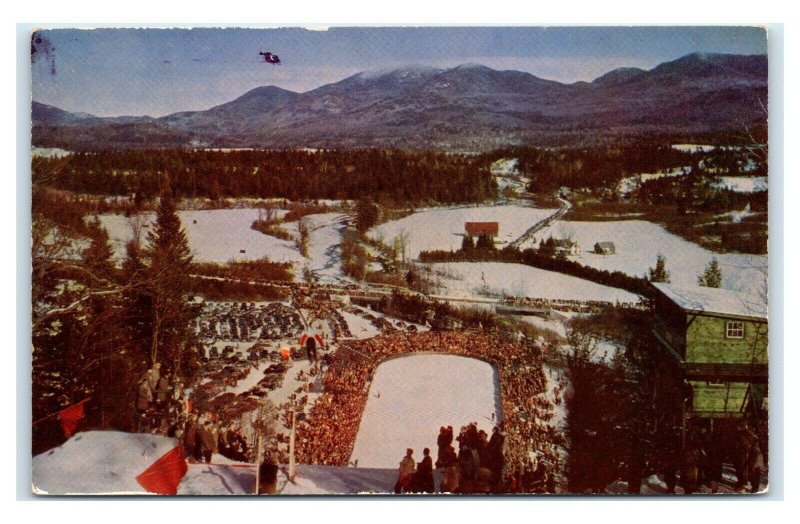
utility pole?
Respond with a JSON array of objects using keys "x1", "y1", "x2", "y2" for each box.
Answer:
[
  {"x1": 254, "y1": 434, "x2": 263, "y2": 495},
  {"x1": 288, "y1": 409, "x2": 296, "y2": 482}
]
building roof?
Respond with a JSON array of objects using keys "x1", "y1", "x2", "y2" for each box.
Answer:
[
  {"x1": 652, "y1": 282, "x2": 767, "y2": 321},
  {"x1": 465, "y1": 222, "x2": 499, "y2": 236},
  {"x1": 595, "y1": 241, "x2": 615, "y2": 249}
]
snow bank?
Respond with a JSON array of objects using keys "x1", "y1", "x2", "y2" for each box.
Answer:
[
  {"x1": 430, "y1": 262, "x2": 640, "y2": 303},
  {"x1": 178, "y1": 461, "x2": 256, "y2": 495},
  {"x1": 281, "y1": 465, "x2": 397, "y2": 495},
  {"x1": 350, "y1": 354, "x2": 500, "y2": 469},
  {"x1": 32, "y1": 431, "x2": 182, "y2": 495},
  {"x1": 525, "y1": 220, "x2": 767, "y2": 297},
  {"x1": 369, "y1": 205, "x2": 558, "y2": 258}
]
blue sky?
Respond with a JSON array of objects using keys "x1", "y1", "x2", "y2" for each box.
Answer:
[{"x1": 31, "y1": 26, "x2": 767, "y2": 117}]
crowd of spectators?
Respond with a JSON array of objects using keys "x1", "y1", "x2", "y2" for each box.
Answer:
[{"x1": 293, "y1": 331, "x2": 562, "y2": 492}]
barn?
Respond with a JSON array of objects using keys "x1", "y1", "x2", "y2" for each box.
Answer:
[{"x1": 465, "y1": 222, "x2": 499, "y2": 239}]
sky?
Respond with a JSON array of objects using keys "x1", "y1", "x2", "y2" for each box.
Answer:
[{"x1": 31, "y1": 25, "x2": 768, "y2": 118}]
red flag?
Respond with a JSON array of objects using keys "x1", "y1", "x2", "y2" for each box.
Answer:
[
  {"x1": 314, "y1": 333, "x2": 325, "y2": 347},
  {"x1": 299, "y1": 333, "x2": 308, "y2": 347},
  {"x1": 135, "y1": 445, "x2": 188, "y2": 495},
  {"x1": 58, "y1": 398, "x2": 91, "y2": 438}
]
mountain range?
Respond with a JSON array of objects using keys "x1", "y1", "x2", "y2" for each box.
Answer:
[{"x1": 31, "y1": 53, "x2": 768, "y2": 151}]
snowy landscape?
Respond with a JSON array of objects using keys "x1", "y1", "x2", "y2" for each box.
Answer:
[
  {"x1": 30, "y1": 27, "x2": 771, "y2": 498},
  {"x1": 525, "y1": 219, "x2": 767, "y2": 297},
  {"x1": 369, "y1": 204, "x2": 558, "y2": 258}
]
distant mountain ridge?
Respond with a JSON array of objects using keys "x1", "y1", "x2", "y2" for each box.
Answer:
[{"x1": 32, "y1": 52, "x2": 768, "y2": 151}]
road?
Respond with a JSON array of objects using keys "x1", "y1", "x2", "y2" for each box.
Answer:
[{"x1": 508, "y1": 197, "x2": 572, "y2": 249}]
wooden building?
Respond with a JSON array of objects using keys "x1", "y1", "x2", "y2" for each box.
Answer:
[
  {"x1": 465, "y1": 221, "x2": 499, "y2": 239},
  {"x1": 594, "y1": 241, "x2": 616, "y2": 255},
  {"x1": 651, "y1": 282, "x2": 768, "y2": 419}
]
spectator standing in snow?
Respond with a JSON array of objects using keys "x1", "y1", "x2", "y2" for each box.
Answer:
[
  {"x1": 458, "y1": 445, "x2": 477, "y2": 493},
  {"x1": 155, "y1": 373, "x2": 171, "y2": 409},
  {"x1": 184, "y1": 413, "x2": 198, "y2": 461},
  {"x1": 439, "y1": 444, "x2": 459, "y2": 493},
  {"x1": 487, "y1": 425, "x2": 506, "y2": 490},
  {"x1": 394, "y1": 448, "x2": 415, "y2": 493},
  {"x1": 703, "y1": 428, "x2": 724, "y2": 494},
  {"x1": 136, "y1": 378, "x2": 153, "y2": 432},
  {"x1": 199, "y1": 420, "x2": 216, "y2": 463},
  {"x1": 436, "y1": 426, "x2": 453, "y2": 467},
  {"x1": 306, "y1": 335, "x2": 318, "y2": 364},
  {"x1": 415, "y1": 448, "x2": 435, "y2": 493}
]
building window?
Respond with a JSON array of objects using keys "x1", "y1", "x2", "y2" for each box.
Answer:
[{"x1": 726, "y1": 321, "x2": 745, "y2": 339}]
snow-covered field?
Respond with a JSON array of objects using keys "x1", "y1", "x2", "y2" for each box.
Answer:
[
  {"x1": 369, "y1": 205, "x2": 559, "y2": 258},
  {"x1": 713, "y1": 176, "x2": 768, "y2": 193},
  {"x1": 429, "y1": 262, "x2": 640, "y2": 303},
  {"x1": 99, "y1": 208, "x2": 305, "y2": 264},
  {"x1": 349, "y1": 354, "x2": 500, "y2": 469},
  {"x1": 98, "y1": 210, "x2": 349, "y2": 282},
  {"x1": 524, "y1": 220, "x2": 767, "y2": 297}
]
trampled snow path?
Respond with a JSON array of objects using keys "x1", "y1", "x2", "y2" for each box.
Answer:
[
  {"x1": 524, "y1": 220, "x2": 768, "y2": 298},
  {"x1": 349, "y1": 354, "x2": 500, "y2": 469}
]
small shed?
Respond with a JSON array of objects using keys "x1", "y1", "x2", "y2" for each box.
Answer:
[
  {"x1": 465, "y1": 222, "x2": 499, "y2": 238},
  {"x1": 594, "y1": 241, "x2": 616, "y2": 255}
]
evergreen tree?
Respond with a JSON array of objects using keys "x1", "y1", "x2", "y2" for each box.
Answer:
[
  {"x1": 698, "y1": 257, "x2": 723, "y2": 288},
  {"x1": 461, "y1": 234, "x2": 475, "y2": 252},
  {"x1": 145, "y1": 188, "x2": 193, "y2": 370},
  {"x1": 648, "y1": 254, "x2": 671, "y2": 283},
  {"x1": 356, "y1": 199, "x2": 380, "y2": 232},
  {"x1": 476, "y1": 234, "x2": 495, "y2": 250},
  {"x1": 84, "y1": 217, "x2": 116, "y2": 280}
]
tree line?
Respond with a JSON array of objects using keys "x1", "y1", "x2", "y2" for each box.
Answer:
[{"x1": 32, "y1": 149, "x2": 497, "y2": 205}]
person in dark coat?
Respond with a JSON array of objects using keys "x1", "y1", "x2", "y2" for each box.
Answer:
[
  {"x1": 439, "y1": 444, "x2": 459, "y2": 493},
  {"x1": 436, "y1": 426, "x2": 449, "y2": 467},
  {"x1": 458, "y1": 445, "x2": 477, "y2": 493},
  {"x1": 255, "y1": 454, "x2": 279, "y2": 494},
  {"x1": 184, "y1": 413, "x2": 198, "y2": 461},
  {"x1": 415, "y1": 448, "x2": 434, "y2": 493},
  {"x1": 486, "y1": 425, "x2": 506, "y2": 490},
  {"x1": 703, "y1": 435, "x2": 725, "y2": 494},
  {"x1": 198, "y1": 420, "x2": 216, "y2": 463},
  {"x1": 305, "y1": 336, "x2": 318, "y2": 364},
  {"x1": 155, "y1": 373, "x2": 171, "y2": 409}
]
